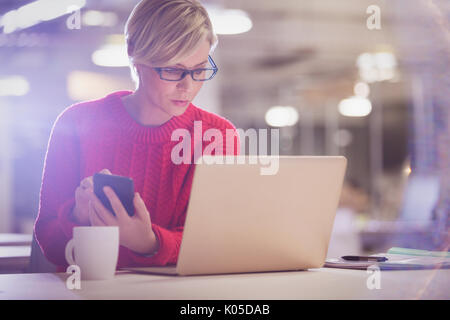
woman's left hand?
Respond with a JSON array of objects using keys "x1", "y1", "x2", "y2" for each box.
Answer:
[{"x1": 87, "y1": 187, "x2": 159, "y2": 255}]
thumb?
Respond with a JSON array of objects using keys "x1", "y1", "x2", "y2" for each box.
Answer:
[
  {"x1": 134, "y1": 193, "x2": 150, "y2": 222},
  {"x1": 100, "y1": 168, "x2": 112, "y2": 175}
]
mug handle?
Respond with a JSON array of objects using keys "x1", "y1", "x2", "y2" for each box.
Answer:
[{"x1": 65, "y1": 238, "x2": 76, "y2": 266}]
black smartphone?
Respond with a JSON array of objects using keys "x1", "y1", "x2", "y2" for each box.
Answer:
[{"x1": 93, "y1": 173, "x2": 135, "y2": 217}]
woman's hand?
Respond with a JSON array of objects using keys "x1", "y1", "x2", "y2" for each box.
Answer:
[
  {"x1": 87, "y1": 186, "x2": 159, "y2": 255},
  {"x1": 73, "y1": 168, "x2": 111, "y2": 225}
]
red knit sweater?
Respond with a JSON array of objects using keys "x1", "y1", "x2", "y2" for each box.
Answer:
[{"x1": 34, "y1": 90, "x2": 240, "y2": 269}]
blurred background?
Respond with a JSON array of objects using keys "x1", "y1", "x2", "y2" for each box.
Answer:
[{"x1": 0, "y1": 0, "x2": 448, "y2": 261}]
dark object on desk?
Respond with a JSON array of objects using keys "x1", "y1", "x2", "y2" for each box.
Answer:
[
  {"x1": 341, "y1": 255, "x2": 388, "y2": 262},
  {"x1": 326, "y1": 253, "x2": 450, "y2": 270},
  {"x1": 94, "y1": 173, "x2": 135, "y2": 217}
]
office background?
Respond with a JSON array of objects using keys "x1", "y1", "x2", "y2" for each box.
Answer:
[{"x1": 0, "y1": 0, "x2": 448, "y2": 256}]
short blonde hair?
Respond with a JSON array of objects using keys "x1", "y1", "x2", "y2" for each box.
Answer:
[{"x1": 125, "y1": 0, "x2": 217, "y2": 84}]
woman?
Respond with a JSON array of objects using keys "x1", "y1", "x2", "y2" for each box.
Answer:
[{"x1": 35, "y1": 0, "x2": 240, "y2": 269}]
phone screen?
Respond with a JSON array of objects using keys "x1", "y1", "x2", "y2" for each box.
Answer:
[{"x1": 93, "y1": 173, "x2": 135, "y2": 217}]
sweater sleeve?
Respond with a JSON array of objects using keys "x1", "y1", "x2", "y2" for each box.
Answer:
[
  {"x1": 129, "y1": 122, "x2": 241, "y2": 267},
  {"x1": 34, "y1": 107, "x2": 86, "y2": 267}
]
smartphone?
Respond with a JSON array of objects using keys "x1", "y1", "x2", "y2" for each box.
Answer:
[{"x1": 93, "y1": 173, "x2": 135, "y2": 217}]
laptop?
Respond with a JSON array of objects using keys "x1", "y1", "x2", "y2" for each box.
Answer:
[{"x1": 125, "y1": 155, "x2": 347, "y2": 276}]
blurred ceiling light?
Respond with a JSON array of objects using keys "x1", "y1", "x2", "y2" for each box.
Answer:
[
  {"x1": 105, "y1": 34, "x2": 126, "y2": 45},
  {"x1": 265, "y1": 106, "x2": 299, "y2": 127},
  {"x1": 92, "y1": 44, "x2": 128, "y2": 67},
  {"x1": 356, "y1": 53, "x2": 373, "y2": 70},
  {"x1": 403, "y1": 165, "x2": 412, "y2": 177},
  {"x1": 0, "y1": 0, "x2": 86, "y2": 34},
  {"x1": 207, "y1": 8, "x2": 252, "y2": 35},
  {"x1": 333, "y1": 129, "x2": 353, "y2": 147},
  {"x1": 359, "y1": 68, "x2": 379, "y2": 83},
  {"x1": 82, "y1": 10, "x2": 118, "y2": 27},
  {"x1": 356, "y1": 52, "x2": 397, "y2": 83},
  {"x1": 374, "y1": 52, "x2": 397, "y2": 69},
  {"x1": 338, "y1": 96, "x2": 372, "y2": 117},
  {"x1": 353, "y1": 81, "x2": 370, "y2": 98},
  {"x1": 67, "y1": 71, "x2": 134, "y2": 101},
  {"x1": 0, "y1": 76, "x2": 30, "y2": 96},
  {"x1": 402, "y1": 161, "x2": 412, "y2": 177}
]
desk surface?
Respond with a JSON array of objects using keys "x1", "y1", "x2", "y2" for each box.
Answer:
[{"x1": 0, "y1": 267, "x2": 448, "y2": 300}]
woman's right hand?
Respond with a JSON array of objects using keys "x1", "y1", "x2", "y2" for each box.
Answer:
[{"x1": 72, "y1": 168, "x2": 112, "y2": 224}]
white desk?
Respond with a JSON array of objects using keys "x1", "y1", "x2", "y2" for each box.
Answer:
[{"x1": 0, "y1": 267, "x2": 448, "y2": 300}]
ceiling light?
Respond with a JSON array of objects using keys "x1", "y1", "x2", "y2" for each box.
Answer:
[
  {"x1": 403, "y1": 166, "x2": 412, "y2": 177},
  {"x1": 208, "y1": 9, "x2": 252, "y2": 35},
  {"x1": 0, "y1": 0, "x2": 86, "y2": 34},
  {"x1": 92, "y1": 44, "x2": 129, "y2": 67},
  {"x1": 338, "y1": 96, "x2": 372, "y2": 117},
  {"x1": 356, "y1": 52, "x2": 397, "y2": 83},
  {"x1": 265, "y1": 106, "x2": 299, "y2": 127},
  {"x1": 67, "y1": 71, "x2": 134, "y2": 101},
  {"x1": 82, "y1": 10, "x2": 118, "y2": 27},
  {"x1": 0, "y1": 76, "x2": 30, "y2": 96}
]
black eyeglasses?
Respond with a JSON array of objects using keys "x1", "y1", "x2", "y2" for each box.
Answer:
[{"x1": 153, "y1": 55, "x2": 218, "y2": 81}]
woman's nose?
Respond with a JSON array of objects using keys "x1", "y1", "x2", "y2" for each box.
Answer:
[{"x1": 176, "y1": 73, "x2": 194, "y2": 90}]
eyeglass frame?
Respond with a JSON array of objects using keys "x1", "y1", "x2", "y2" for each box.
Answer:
[{"x1": 152, "y1": 55, "x2": 218, "y2": 82}]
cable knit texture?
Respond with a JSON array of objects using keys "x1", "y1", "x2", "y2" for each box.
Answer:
[{"x1": 35, "y1": 90, "x2": 240, "y2": 269}]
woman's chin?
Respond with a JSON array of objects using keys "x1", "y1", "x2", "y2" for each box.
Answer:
[{"x1": 168, "y1": 101, "x2": 190, "y2": 116}]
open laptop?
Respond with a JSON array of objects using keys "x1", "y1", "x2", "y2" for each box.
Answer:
[{"x1": 125, "y1": 156, "x2": 347, "y2": 276}]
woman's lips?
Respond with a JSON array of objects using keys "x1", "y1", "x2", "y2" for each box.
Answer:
[{"x1": 171, "y1": 99, "x2": 189, "y2": 107}]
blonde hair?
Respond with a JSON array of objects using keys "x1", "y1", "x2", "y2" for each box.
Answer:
[{"x1": 125, "y1": 0, "x2": 218, "y2": 85}]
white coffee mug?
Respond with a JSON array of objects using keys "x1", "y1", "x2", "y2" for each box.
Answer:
[{"x1": 65, "y1": 226, "x2": 119, "y2": 280}]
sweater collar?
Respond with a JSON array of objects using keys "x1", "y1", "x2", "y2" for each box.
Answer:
[{"x1": 107, "y1": 90, "x2": 196, "y2": 144}]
